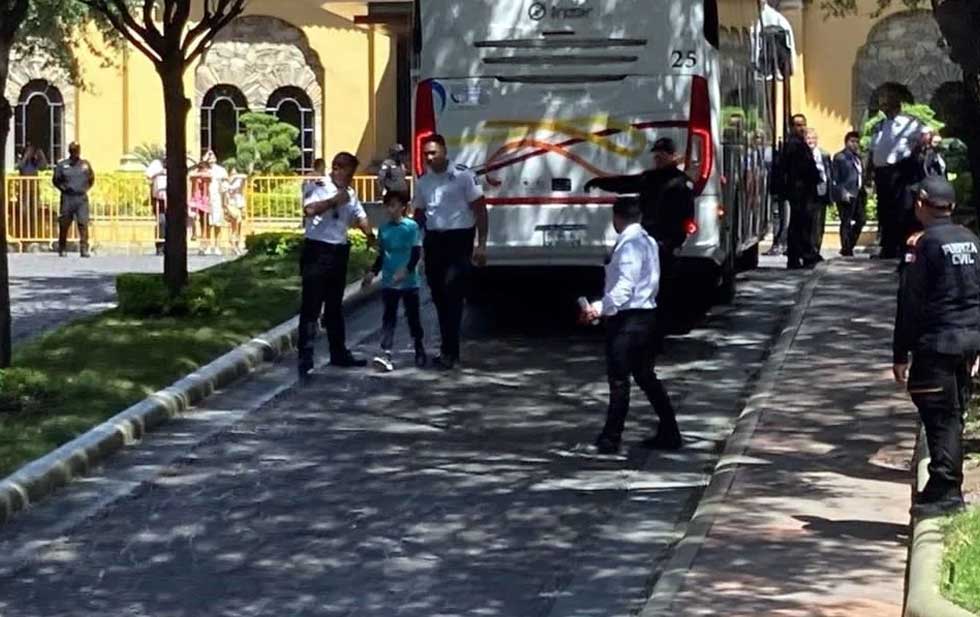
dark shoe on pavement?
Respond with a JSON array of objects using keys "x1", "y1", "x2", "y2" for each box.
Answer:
[
  {"x1": 432, "y1": 355, "x2": 457, "y2": 371},
  {"x1": 640, "y1": 430, "x2": 683, "y2": 451},
  {"x1": 414, "y1": 342, "x2": 428, "y2": 368},
  {"x1": 594, "y1": 434, "x2": 621, "y2": 455},
  {"x1": 910, "y1": 497, "x2": 965, "y2": 519},
  {"x1": 330, "y1": 351, "x2": 367, "y2": 368},
  {"x1": 787, "y1": 261, "x2": 804, "y2": 270},
  {"x1": 298, "y1": 360, "x2": 314, "y2": 383},
  {"x1": 58, "y1": 251, "x2": 67, "y2": 258},
  {"x1": 80, "y1": 252, "x2": 91, "y2": 258}
]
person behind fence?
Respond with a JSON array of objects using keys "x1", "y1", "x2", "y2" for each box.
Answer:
[
  {"x1": 893, "y1": 176, "x2": 980, "y2": 518},
  {"x1": 298, "y1": 152, "x2": 377, "y2": 380},
  {"x1": 204, "y1": 151, "x2": 228, "y2": 256},
  {"x1": 832, "y1": 131, "x2": 867, "y2": 257},
  {"x1": 579, "y1": 197, "x2": 681, "y2": 455},
  {"x1": 225, "y1": 166, "x2": 247, "y2": 255},
  {"x1": 53, "y1": 142, "x2": 95, "y2": 258},
  {"x1": 362, "y1": 190, "x2": 427, "y2": 373},
  {"x1": 146, "y1": 156, "x2": 167, "y2": 256},
  {"x1": 377, "y1": 143, "x2": 410, "y2": 197}
]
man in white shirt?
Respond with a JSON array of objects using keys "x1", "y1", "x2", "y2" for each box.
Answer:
[
  {"x1": 871, "y1": 92, "x2": 924, "y2": 259},
  {"x1": 807, "y1": 129, "x2": 833, "y2": 255},
  {"x1": 298, "y1": 152, "x2": 377, "y2": 379},
  {"x1": 145, "y1": 157, "x2": 167, "y2": 256},
  {"x1": 580, "y1": 198, "x2": 680, "y2": 455},
  {"x1": 413, "y1": 133, "x2": 488, "y2": 370}
]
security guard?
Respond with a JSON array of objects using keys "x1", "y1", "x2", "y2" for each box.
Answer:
[
  {"x1": 298, "y1": 152, "x2": 376, "y2": 379},
  {"x1": 580, "y1": 197, "x2": 680, "y2": 454},
  {"x1": 584, "y1": 137, "x2": 695, "y2": 327},
  {"x1": 893, "y1": 176, "x2": 980, "y2": 518},
  {"x1": 53, "y1": 142, "x2": 95, "y2": 257},
  {"x1": 413, "y1": 134, "x2": 488, "y2": 370}
]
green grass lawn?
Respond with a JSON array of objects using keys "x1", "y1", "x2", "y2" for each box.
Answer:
[
  {"x1": 942, "y1": 507, "x2": 980, "y2": 612},
  {"x1": 0, "y1": 238, "x2": 373, "y2": 478}
]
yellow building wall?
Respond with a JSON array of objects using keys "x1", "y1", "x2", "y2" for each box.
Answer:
[
  {"x1": 74, "y1": 31, "x2": 126, "y2": 173},
  {"x1": 798, "y1": 1, "x2": 905, "y2": 151}
]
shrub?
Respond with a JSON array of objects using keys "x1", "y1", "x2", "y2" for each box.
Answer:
[
  {"x1": 229, "y1": 112, "x2": 302, "y2": 175},
  {"x1": 116, "y1": 274, "x2": 225, "y2": 317},
  {"x1": 0, "y1": 369, "x2": 61, "y2": 417},
  {"x1": 245, "y1": 232, "x2": 304, "y2": 256}
]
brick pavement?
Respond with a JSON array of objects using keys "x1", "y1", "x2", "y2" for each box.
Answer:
[
  {"x1": 8, "y1": 254, "x2": 227, "y2": 344},
  {"x1": 0, "y1": 266, "x2": 803, "y2": 617},
  {"x1": 664, "y1": 259, "x2": 916, "y2": 616}
]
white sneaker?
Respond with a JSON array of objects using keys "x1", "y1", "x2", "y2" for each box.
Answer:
[{"x1": 372, "y1": 353, "x2": 394, "y2": 373}]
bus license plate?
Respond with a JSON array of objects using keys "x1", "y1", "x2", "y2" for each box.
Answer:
[{"x1": 540, "y1": 225, "x2": 586, "y2": 248}]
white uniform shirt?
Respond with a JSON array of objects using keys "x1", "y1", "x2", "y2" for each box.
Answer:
[
  {"x1": 413, "y1": 162, "x2": 484, "y2": 231},
  {"x1": 872, "y1": 114, "x2": 923, "y2": 167},
  {"x1": 592, "y1": 223, "x2": 660, "y2": 317},
  {"x1": 813, "y1": 147, "x2": 828, "y2": 197},
  {"x1": 303, "y1": 181, "x2": 367, "y2": 245}
]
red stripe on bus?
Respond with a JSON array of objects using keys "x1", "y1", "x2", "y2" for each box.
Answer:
[{"x1": 486, "y1": 196, "x2": 618, "y2": 206}]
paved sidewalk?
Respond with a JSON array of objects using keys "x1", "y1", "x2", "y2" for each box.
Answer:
[
  {"x1": 8, "y1": 254, "x2": 227, "y2": 344},
  {"x1": 666, "y1": 259, "x2": 917, "y2": 616}
]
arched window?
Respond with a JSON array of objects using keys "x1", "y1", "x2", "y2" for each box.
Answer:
[
  {"x1": 201, "y1": 84, "x2": 248, "y2": 163},
  {"x1": 267, "y1": 86, "x2": 315, "y2": 172},
  {"x1": 15, "y1": 80, "x2": 64, "y2": 164}
]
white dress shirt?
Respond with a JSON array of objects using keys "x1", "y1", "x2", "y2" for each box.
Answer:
[
  {"x1": 592, "y1": 223, "x2": 660, "y2": 317},
  {"x1": 813, "y1": 147, "x2": 828, "y2": 197},
  {"x1": 303, "y1": 182, "x2": 367, "y2": 245},
  {"x1": 872, "y1": 114, "x2": 923, "y2": 167},
  {"x1": 413, "y1": 161, "x2": 484, "y2": 231}
]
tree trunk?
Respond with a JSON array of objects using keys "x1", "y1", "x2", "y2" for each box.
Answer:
[
  {"x1": 159, "y1": 62, "x2": 191, "y2": 295},
  {"x1": 0, "y1": 43, "x2": 13, "y2": 368}
]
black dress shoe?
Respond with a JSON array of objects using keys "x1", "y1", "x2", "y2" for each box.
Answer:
[
  {"x1": 910, "y1": 497, "x2": 965, "y2": 519},
  {"x1": 415, "y1": 343, "x2": 428, "y2": 368},
  {"x1": 594, "y1": 435, "x2": 621, "y2": 455},
  {"x1": 640, "y1": 431, "x2": 683, "y2": 451},
  {"x1": 330, "y1": 352, "x2": 367, "y2": 368},
  {"x1": 298, "y1": 361, "x2": 314, "y2": 383},
  {"x1": 432, "y1": 355, "x2": 457, "y2": 371}
]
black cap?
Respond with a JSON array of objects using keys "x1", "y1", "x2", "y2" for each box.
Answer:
[
  {"x1": 913, "y1": 176, "x2": 957, "y2": 208},
  {"x1": 651, "y1": 137, "x2": 677, "y2": 154}
]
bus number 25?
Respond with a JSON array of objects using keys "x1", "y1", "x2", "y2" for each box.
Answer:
[{"x1": 671, "y1": 50, "x2": 697, "y2": 68}]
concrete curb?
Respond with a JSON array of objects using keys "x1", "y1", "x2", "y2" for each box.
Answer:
[
  {"x1": 639, "y1": 263, "x2": 828, "y2": 615},
  {"x1": 0, "y1": 279, "x2": 379, "y2": 526},
  {"x1": 904, "y1": 428, "x2": 977, "y2": 617}
]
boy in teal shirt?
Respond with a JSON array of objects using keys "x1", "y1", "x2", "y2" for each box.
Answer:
[{"x1": 363, "y1": 191, "x2": 427, "y2": 371}]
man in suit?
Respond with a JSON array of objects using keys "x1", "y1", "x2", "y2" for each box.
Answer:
[
  {"x1": 806, "y1": 129, "x2": 834, "y2": 255},
  {"x1": 779, "y1": 114, "x2": 821, "y2": 269},
  {"x1": 832, "y1": 131, "x2": 867, "y2": 257}
]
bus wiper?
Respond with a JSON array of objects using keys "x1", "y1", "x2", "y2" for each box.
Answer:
[{"x1": 475, "y1": 38, "x2": 647, "y2": 49}]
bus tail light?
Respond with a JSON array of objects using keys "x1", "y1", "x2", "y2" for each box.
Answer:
[
  {"x1": 685, "y1": 75, "x2": 714, "y2": 196},
  {"x1": 414, "y1": 79, "x2": 436, "y2": 177},
  {"x1": 684, "y1": 218, "x2": 699, "y2": 236}
]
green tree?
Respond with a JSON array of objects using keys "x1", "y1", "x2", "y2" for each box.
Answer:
[
  {"x1": 80, "y1": 0, "x2": 248, "y2": 296},
  {"x1": 0, "y1": 0, "x2": 113, "y2": 367},
  {"x1": 820, "y1": 0, "x2": 980, "y2": 216},
  {"x1": 228, "y1": 112, "x2": 301, "y2": 175}
]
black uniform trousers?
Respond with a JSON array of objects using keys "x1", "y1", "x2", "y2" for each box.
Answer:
[
  {"x1": 874, "y1": 162, "x2": 913, "y2": 259},
  {"x1": 58, "y1": 196, "x2": 90, "y2": 254},
  {"x1": 380, "y1": 288, "x2": 424, "y2": 351},
  {"x1": 786, "y1": 196, "x2": 822, "y2": 267},
  {"x1": 424, "y1": 227, "x2": 475, "y2": 361},
  {"x1": 298, "y1": 239, "x2": 351, "y2": 369},
  {"x1": 908, "y1": 352, "x2": 974, "y2": 505},
  {"x1": 836, "y1": 193, "x2": 867, "y2": 255},
  {"x1": 599, "y1": 309, "x2": 678, "y2": 444}
]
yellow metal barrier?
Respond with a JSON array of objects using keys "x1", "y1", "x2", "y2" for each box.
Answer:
[{"x1": 4, "y1": 172, "x2": 407, "y2": 251}]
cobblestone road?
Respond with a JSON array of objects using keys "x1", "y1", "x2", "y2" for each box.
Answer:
[
  {"x1": 0, "y1": 262, "x2": 805, "y2": 617},
  {"x1": 8, "y1": 254, "x2": 227, "y2": 344}
]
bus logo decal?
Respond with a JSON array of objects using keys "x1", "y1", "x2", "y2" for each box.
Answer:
[{"x1": 528, "y1": 2, "x2": 547, "y2": 21}]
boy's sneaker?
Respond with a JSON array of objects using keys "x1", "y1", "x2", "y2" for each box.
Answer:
[
  {"x1": 414, "y1": 342, "x2": 428, "y2": 368},
  {"x1": 372, "y1": 352, "x2": 394, "y2": 373}
]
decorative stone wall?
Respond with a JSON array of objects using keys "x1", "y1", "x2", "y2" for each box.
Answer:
[
  {"x1": 852, "y1": 10, "x2": 962, "y2": 124},
  {"x1": 194, "y1": 15, "x2": 324, "y2": 155},
  {"x1": 3, "y1": 51, "x2": 77, "y2": 164}
]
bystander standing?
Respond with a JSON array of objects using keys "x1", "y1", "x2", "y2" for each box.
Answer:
[
  {"x1": 779, "y1": 114, "x2": 821, "y2": 269},
  {"x1": 870, "y1": 92, "x2": 923, "y2": 259},
  {"x1": 832, "y1": 131, "x2": 867, "y2": 257},
  {"x1": 52, "y1": 142, "x2": 94, "y2": 258}
]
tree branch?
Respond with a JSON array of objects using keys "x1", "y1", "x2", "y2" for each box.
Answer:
[
  {"x1": 183, "y1": 0, "x2": 246, "y2": 67},
  {"x1": 0, "y1": 0, "x2": 29, "y2": 42},
  {"x1": 80, "y1": 0, "x2": 163, "y2": 64}
]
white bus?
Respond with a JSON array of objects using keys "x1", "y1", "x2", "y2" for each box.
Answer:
[{"x1": 413, "y1": 0, "x2": 781, "y2": 301}]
